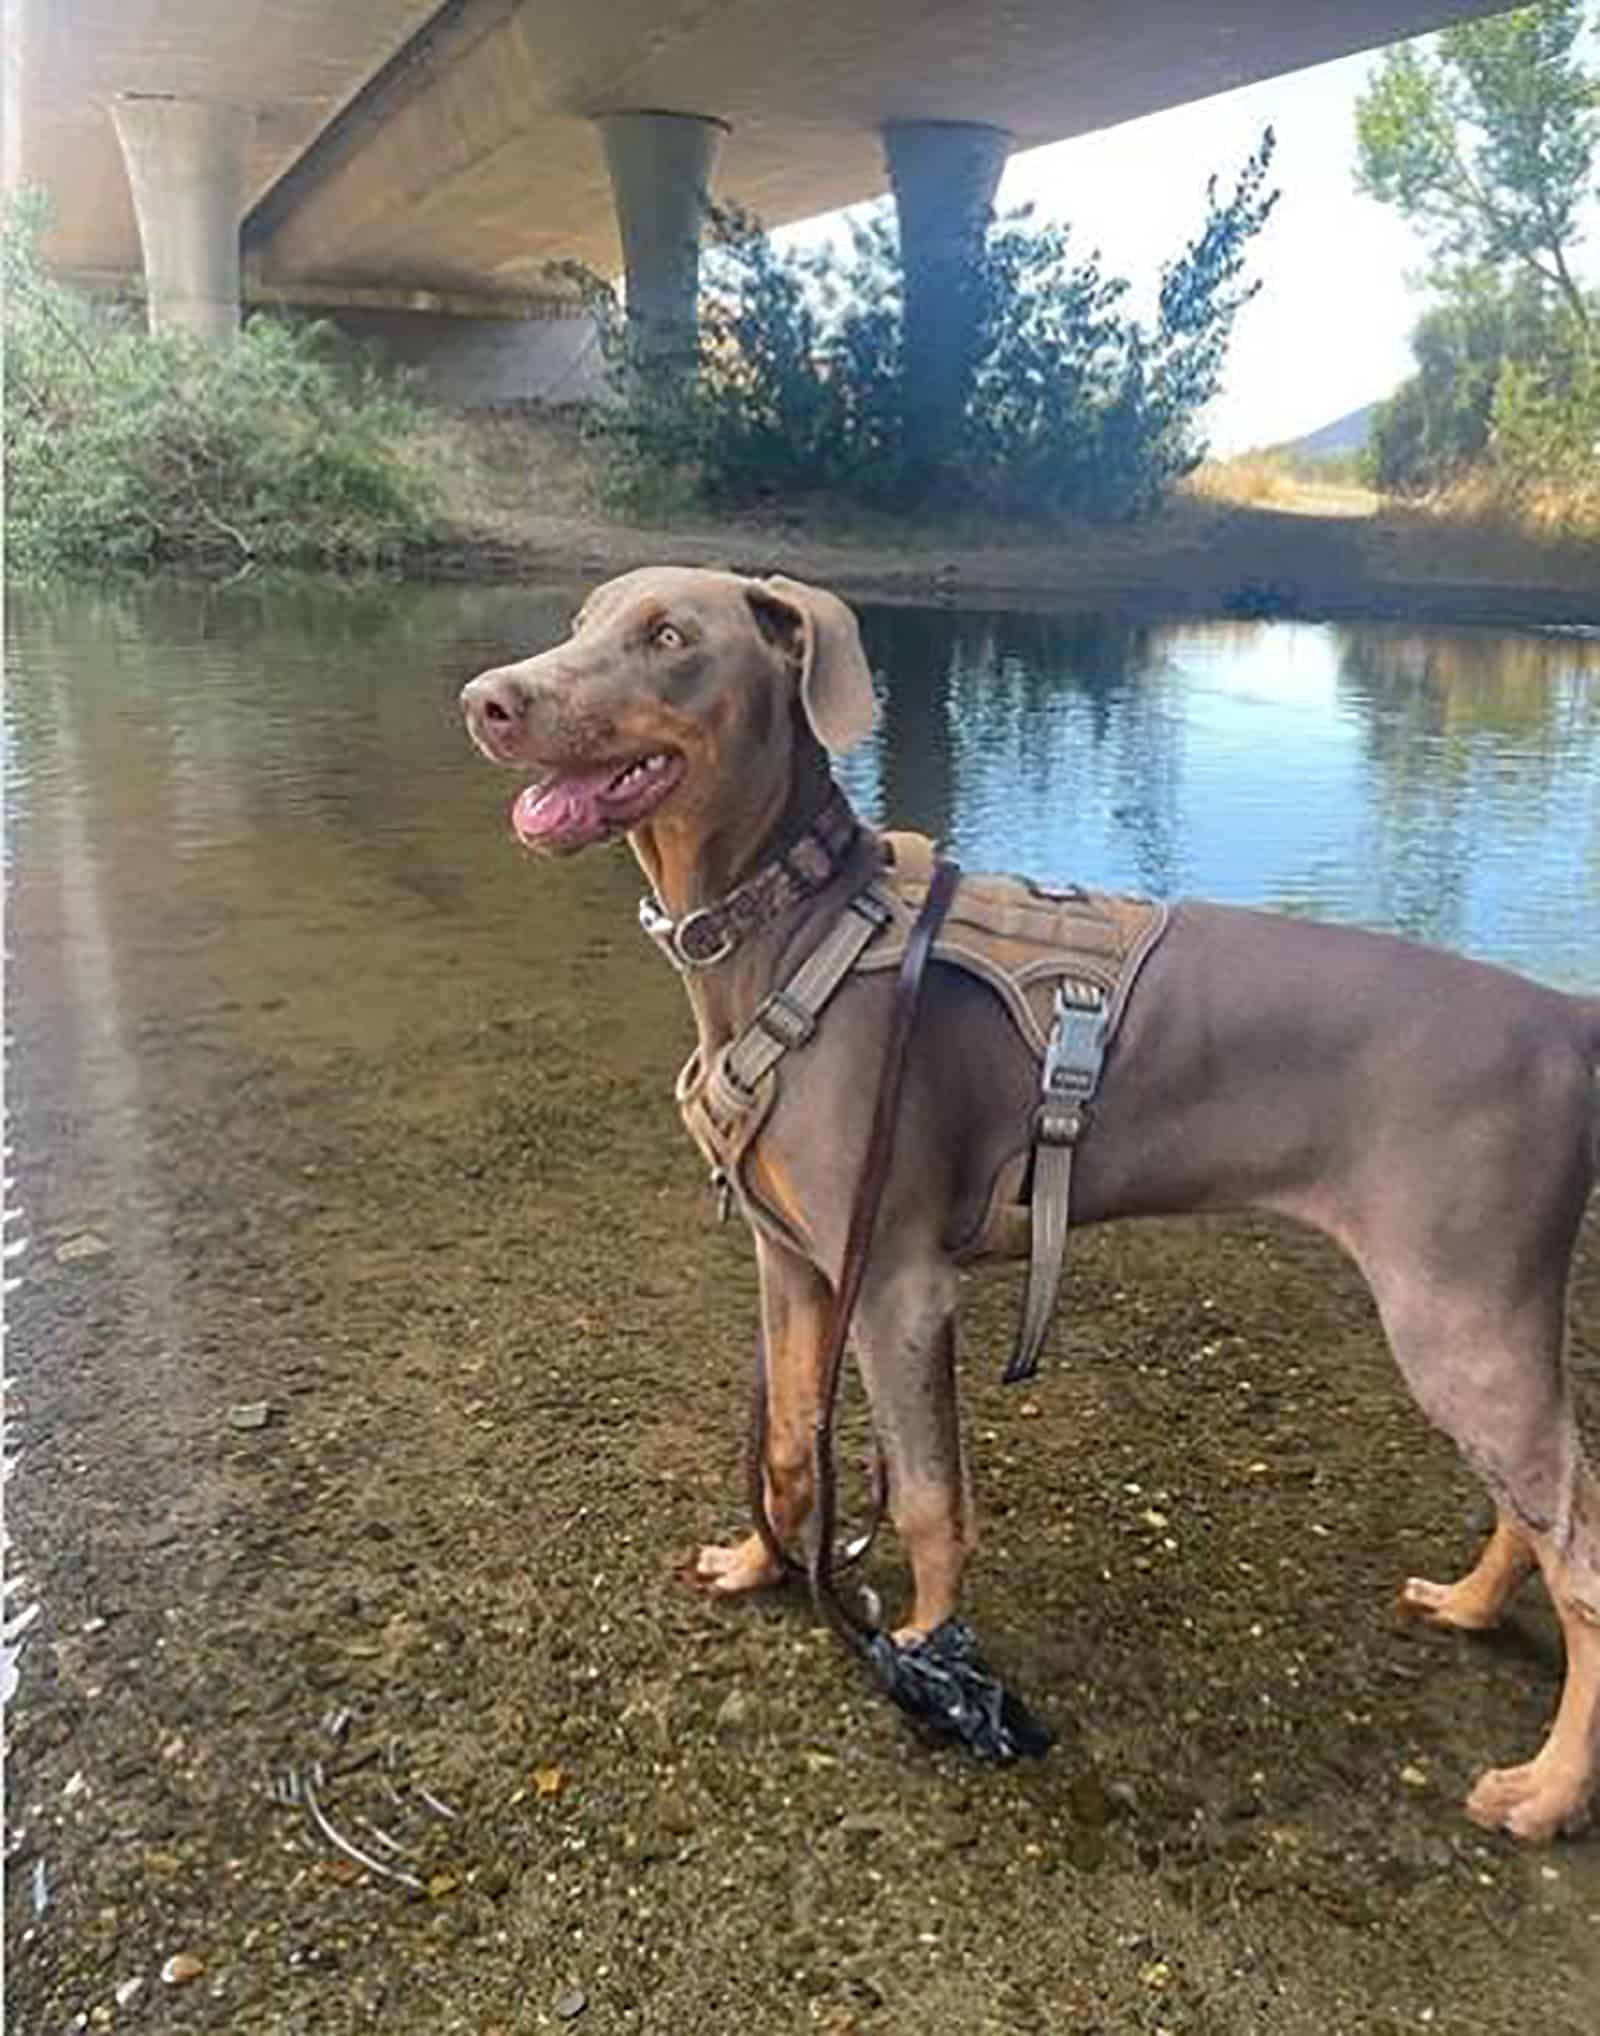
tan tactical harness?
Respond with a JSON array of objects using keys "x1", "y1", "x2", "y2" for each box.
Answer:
[{"x1": 675, "y1": 832, "x2": 1169, "y2": 1381}]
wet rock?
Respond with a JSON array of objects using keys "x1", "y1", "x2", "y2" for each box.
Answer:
[
  {"x1": 1062, "y1": 1826, "x2": 1107, "y2": 1872},
  {"x1": 655, "y1": 1791, "x2": 696, "y2": 1837},
  {"x1": 928, "y1": 1811, "x2": 979, "y2": 1856},
  {"x1": 1066, "y1": 1772, "x2": 1112, "y2": 1827},
  {"x1": 55, "y1": 1234, "x2": 110, "y2": 1264},
  {"x1": 837, "y1": 1809, "x2": 895, "y2": 1839},
  {"x1": 714, "y1": 1687, "x2": 754, "y2": 1734}
]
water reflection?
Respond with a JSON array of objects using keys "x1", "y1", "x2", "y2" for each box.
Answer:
[
  {"x1": 849, "y1": 603, "x2": 1600, "y2": 987},
  {"x1": 7, "y1": 579, "x2": 1598, "y2": 992}
]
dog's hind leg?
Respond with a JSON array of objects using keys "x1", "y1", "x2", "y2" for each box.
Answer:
[
  {"x1": 1370, "y1": 1252, "x2": 1599, "y2": 1839},
  {"x1": 1465, "y1": 1493, "x2": 1600, "y2": 1840},
  {"x1": 694, "y1": 1233, "x2": 829, "y2": 1596}
]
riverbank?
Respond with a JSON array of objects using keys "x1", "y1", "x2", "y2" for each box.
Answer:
[{"x1": 415, "y1": 410, "x2": 1600, "y2": 626}]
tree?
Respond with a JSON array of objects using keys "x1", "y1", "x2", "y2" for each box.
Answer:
[
  {"x1": 1365, "y1": 269, "x2": 1557, "y2": 488},
  {"x1": 1355, "y1": 5, "x2": 1598, "y2": 491},
  {"x1": 1354, "y1": 2, "x2": 1597, "y2": 334}
]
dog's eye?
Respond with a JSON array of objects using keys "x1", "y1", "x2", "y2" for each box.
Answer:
[{"x1": 653, "y1": 622, "x2": 686, "y2": 651}]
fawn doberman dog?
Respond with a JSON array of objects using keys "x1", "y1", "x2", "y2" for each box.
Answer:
[{"x1": 462, "y1": 565, "x2": 1600, "y2": 1840}]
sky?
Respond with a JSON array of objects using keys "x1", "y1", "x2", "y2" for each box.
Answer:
[
  {"x1": 997, "y1": 52, "x2": 1426, "y2": 453},
  {"x1": 793, "y1": 33, "x2": 1600, "y2": 456}
]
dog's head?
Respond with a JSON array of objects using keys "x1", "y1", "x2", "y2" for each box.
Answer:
[{"x1": 460, "y1": 566, "x2": 876, "y2": 858}]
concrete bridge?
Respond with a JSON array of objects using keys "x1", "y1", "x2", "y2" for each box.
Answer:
[{"x1": 7, "y1": 0, "x2": 1506, "y2": 405}]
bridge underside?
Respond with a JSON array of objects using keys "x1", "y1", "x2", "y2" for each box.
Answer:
[
  {"x1": 8, "y1": 0, "x2": 1507, "y2": 414},
  {"x1": 14, "y1": 0, "x2": 1505, "y2": 303}
]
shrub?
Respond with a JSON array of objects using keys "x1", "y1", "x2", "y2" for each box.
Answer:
[
  {"x1": 563, "y1": 131, "x2": 1278, "y2": 525},
  {"x1": 3, "y1": 192, "x2": 441, "y2": 577}
]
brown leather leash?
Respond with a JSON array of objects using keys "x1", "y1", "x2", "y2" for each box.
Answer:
[
  {"x1": 805, "y1": 856, "x2": 962, "y2": 1644},
  {"x1": 745, "y1": 860, "x2": 958, "y2": 1601},
  {"x1": 743, "y1": 856, "x2": 1054, "y2": 1761},
  {"x1": 745, "y1": 1363, "x2": 887, "y2": 1586},
  {"x1": 806, "y1": 855, "x2": 952, "y2": 1636}
]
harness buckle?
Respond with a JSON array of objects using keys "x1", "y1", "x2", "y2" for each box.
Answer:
[
  {"x1": 849, "y1": 888, "x2": 894, "y2": 932},
  {"x1": 1035, "y1": 985, "x2": 1107, "y2": 1146},
  {"x1": 1034, "y1": 1095, "x2": 1087, "y2": 1146}
]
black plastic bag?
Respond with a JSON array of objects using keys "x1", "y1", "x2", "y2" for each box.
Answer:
[{"x1": 859, "y1": 1617, "x2": 1054, "y2": 1763}]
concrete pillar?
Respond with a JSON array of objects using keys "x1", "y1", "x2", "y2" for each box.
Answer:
[
  {"x1": 599, "y1": 111, "x2": 727, "y2": 369},
  {"x1": 110, "y1": 95, "x2": 249, "y2": 345},
  {"x1": 883, "y1": 120, "x2": 1011, "y2": 486}
]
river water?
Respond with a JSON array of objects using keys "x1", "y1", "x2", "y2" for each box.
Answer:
[{"x1": 8, "y1": 578, "x2": 1598, "y2": 991}]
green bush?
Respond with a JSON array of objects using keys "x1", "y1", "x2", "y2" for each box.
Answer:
[
  {"x1": 3, "y1": 193, "x2": 441, "y2": 577},
  {"x1": 562, "y1": 131, "x2": 1278, "y2": 525}
]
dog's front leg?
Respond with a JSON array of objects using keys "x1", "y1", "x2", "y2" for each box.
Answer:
[
  {"x1": 851, "y1": 1255, "x2": 971, "y2": 1642},
  {"x1": 694, "y1": 1231, "x2": 827, "y2": 1595}
]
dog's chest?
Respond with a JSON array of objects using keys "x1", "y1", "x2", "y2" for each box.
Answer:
[{"x1": 674, "y1": 836, "x2": 1168, "y2": 1260}]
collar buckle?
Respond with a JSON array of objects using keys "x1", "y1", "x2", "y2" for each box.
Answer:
[{"x1": 673, "y1": 907, "x2": 737, "y2": 969}]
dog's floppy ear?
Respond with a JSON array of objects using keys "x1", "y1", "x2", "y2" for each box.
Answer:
[{"x1": 745, "y1": 574, "x2": 877, "y2": 755}]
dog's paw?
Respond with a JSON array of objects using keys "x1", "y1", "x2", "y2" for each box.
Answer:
[
  {"x1": 1398, "y1": 1574, "x2": 1503, "y2": 1633},
  {"x1": 689, "y1": 1536, "x2": 782, "y2": 1596},
  {"x1": 1465, "y1": 1760, "x2": 1594, "y2": 1843}
]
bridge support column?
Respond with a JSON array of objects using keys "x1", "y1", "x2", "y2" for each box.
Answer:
[
  {"x1": 883, "y1": 120, "x2": 1011, "y2": 489},
  {"x1": 111, "y1": 95, "x2": 249, "y2": 346},
  {"x1": 599, "y1": 111, "x2": 727, "y2": 374}
]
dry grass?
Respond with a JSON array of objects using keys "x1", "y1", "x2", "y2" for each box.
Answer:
[
  {"x1": 1366, "y1": 469, "x2": 1600, "y2": 591},
  {"x1": 399, "y1": 403, "x2": 1596, "y2": 615},
  {"x1": 1420, "y1": 467, "x2": 1600, "y2": 544},
  {"x1": 410, "y1": 404, "x2": 601, "y2": 541},
  {"x1": 1184, "y1": 453, "x2": 1306, "y2": 507},
  {"x1": 1184, "y1": 455, "x2": 1380, "y2": 520}
]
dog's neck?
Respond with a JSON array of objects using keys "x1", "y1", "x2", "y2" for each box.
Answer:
[
  {"x1": 634, "y1": 734, "x2": 835, "y2": 914},
  {"x1": 631, "y1": 740, "x2": 863, "y2": 1051}
]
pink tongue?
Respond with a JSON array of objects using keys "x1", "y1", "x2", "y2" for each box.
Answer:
[{"x1": 511, "y1": 768, "x2": 616, "y2": 849}]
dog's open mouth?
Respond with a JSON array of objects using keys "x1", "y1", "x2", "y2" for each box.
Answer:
[{"x1": 511, "y1": 750, "x2": 685, "y2": 853}]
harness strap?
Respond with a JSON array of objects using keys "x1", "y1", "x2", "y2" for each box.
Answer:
[
  {"x1": 1004, "y1": 982, "x2": 1108, "y2": 1386},
  {"x1": 722, "y1": 886, "x2": 894, "y2": 1098}
]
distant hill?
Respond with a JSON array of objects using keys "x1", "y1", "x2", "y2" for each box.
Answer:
[{"x1": 1276, "y1": 404, "x2": 1377, "y2": 464}]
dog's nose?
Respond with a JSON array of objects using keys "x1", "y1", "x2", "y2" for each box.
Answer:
[{"x1": 460, "y1": 668, "x2": 531, "y2": 734}]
